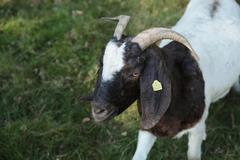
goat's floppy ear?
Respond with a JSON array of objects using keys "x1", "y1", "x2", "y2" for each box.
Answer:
[{"x1": 139, "y1": 46, "x2": 171, "y2": 130}]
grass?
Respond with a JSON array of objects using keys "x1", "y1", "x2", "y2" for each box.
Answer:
[{"x1": 0, "y1": 0, "x2": 240, "y2": 160}]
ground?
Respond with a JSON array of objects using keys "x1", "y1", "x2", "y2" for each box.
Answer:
[{"x1": 1, "y1": 0, "x2": 240, "y2": 160}]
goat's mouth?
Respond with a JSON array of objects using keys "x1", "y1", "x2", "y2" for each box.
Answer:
[{"x1": 92, "y1": 108, "x2": 117, "y2": 122}]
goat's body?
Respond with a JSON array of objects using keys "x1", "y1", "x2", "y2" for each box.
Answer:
[
  {"x1": 160, "y1": 0, "x2": 240, "y2": 124},
  {"x1": 171, "y1": 0, "x2": 240, "y2": 103},
  {"x1": 134, "y1": 0, "x2": 240, "y2": 160}
]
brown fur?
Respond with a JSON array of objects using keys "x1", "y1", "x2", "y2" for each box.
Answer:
[{"x1": 138, "y1": 42, "x2": 205, "y2": 137}]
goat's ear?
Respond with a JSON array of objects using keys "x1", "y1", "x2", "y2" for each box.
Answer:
[{"x1": 139, "y1": 46, "x2": 171, "y2": 130}]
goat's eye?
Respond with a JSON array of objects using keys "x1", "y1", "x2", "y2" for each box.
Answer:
[{"x1": 132, "y1": 72, "x2": 139, "y2": 77}]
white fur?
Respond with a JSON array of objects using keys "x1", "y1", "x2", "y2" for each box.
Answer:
[
  {"x1": 102, "y1": 41, "x2": 126, "y2": 81},
  {"x1": 186, "y1": 122, "x2": 206, "y2": 160},
  {"x1": 162, "y1": 0, "x2": 240, "y2": 132},
  {"x1": 170, "y1": 0, "x2": 240, "y2": 133},
  {"x1": 134, "y1": 0, "x2": 240, "y2": 159},
  {"x1": 132, "y1": 130, "x2": 156, "y2": 160}
]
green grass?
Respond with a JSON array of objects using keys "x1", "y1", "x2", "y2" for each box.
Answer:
[{"x1": 0, "y1": 0, "x2": 240, "y2": 160}]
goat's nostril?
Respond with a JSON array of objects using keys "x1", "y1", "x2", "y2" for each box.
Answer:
[{"x1": 94, "y1": 108, "x2": 106, "y2": 114}]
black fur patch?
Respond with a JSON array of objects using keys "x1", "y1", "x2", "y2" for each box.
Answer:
[
  {"x1": 138, "y1": 42, "x2": 205, "y2": 137},
  {"x1": 210, "y1": 0, "x2": 220, "y2": 18}
]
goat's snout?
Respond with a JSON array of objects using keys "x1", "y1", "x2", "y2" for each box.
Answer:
[
  {"x1": 91, "y1": 101, "x2": 108, "y2": 114},
  {"x1": 91, "y1": 100, "x2": 116, "y2": 122}
]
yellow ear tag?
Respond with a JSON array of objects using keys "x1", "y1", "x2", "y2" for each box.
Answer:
[{"x1": 152, "y1": 80, "x2": 163, "y2": 92}]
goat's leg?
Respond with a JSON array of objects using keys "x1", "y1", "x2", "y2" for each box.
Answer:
[
  {"x1": 187, "y1": 122, "x2": 206, "y2": 160},
  {"x1": 132, "y1": 130, "x2": 156, "y2": 160}
]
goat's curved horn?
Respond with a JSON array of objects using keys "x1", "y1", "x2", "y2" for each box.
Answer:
[
  {"x1": 101, "y1": 15, "x2": 130, "y2": 40},
  {"x1": 132, "y1": 27, "x2": 199, "y2": 61}
]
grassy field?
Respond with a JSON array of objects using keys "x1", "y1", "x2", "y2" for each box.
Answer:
[{"x1": 1, "y1": 0, "x2": 240, "y2": 160}]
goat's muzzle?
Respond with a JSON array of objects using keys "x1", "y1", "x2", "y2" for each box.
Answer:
[{"x1": 91, "y1": 101, "x2": 117, "y2": 122}]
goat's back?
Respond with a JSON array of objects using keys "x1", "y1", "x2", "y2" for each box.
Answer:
[{"x1": 161, "y1": 0, "x2": 240, "y2": 103}]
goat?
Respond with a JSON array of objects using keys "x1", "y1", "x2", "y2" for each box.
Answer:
[{"x1": 89, "y1": 0, "x2": 240, "y2": 159}]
